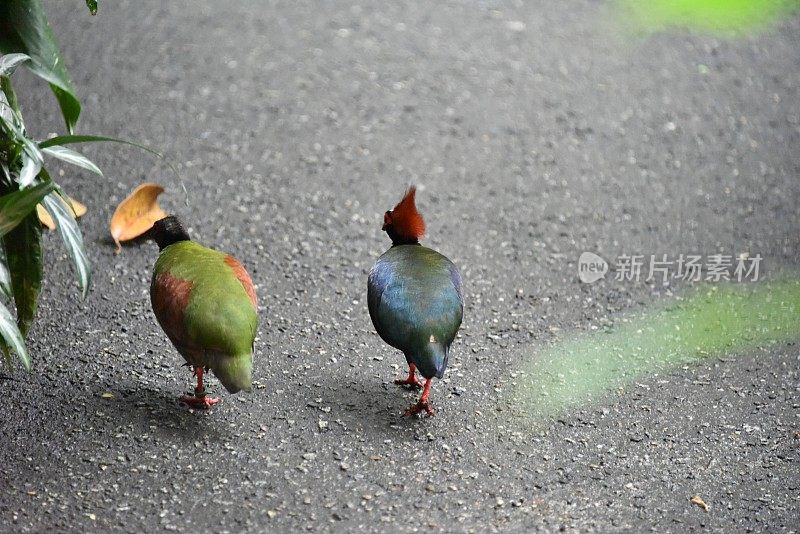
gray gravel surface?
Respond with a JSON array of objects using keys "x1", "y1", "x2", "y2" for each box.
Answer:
[{"x1": 2, "y1": 1, "x2": 799, "y2": 532}]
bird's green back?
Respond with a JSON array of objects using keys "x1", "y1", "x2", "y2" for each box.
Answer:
[{"x1": 154, "y1": 241, "x2": 257, "y2": 356}]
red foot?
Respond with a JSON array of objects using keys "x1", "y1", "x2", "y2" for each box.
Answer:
[
  {"x1": 404, "y1": 400, "x2": 435, "y2": 417},
  {"x1": 395, "y1": 376, "x2": 424, "y2": 389},
  {"x1": 179, "y1": 395, "x2": 220, "y2": 409},
  {"x1": 403, "y1": 377, "x2": 435, "y2": 417},
  {"x1": 180, "y1": 367, "x2": 218, "y2": 409},
  {"x1": 395, "y1": 363, "x2": 424, "y2": 388}
]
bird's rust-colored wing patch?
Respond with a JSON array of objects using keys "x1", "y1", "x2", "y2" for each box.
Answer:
[
  {"x1": 151, "y1": 271, "x2": 194, "y2": 348},
  {"x1": 224, "y1": 255, "x2": 257, "y2": 308}
]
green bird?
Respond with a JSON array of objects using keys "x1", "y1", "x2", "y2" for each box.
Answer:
[{"x1": 149, "y1": 216, "x2": 258, "y2": 409}]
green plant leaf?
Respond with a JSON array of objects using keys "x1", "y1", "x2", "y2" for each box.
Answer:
[
  {"x1": 0, "y1": 87, "x2": 12, "y2": 125},
  {"x1": 38, "y1": 134, "x2": 182, "y2": 183},
  {"x1": 0, "y1": 161, "x2": 11, "y2": 189},
  {"x1": 0, "y1": 53, "x2": 30, "y2": 76},
  {"x1": 18, "y1": 149, "x2": 42, "y2": 188},
  {"x1": 41, "y1": 190, "x2": 90, "y2": 298},
  {"x1": 85, "y1": 0, "x2": 98, "y2": 16},
  {"x1": 0, "y1": 0, "x2": 81, "y2": 133},
  {"x1": 3, "y1": 211, "x2": 42, "y2": 337},
  {"x1": 0, "y1": 111, "x2": 45, "y2": 169},
  {"x1": 0, "y1": 104, "x2": 18, "y2": 136},
  {"x1": 41, "y1": 145, "x2": 102, "y2": 175},
  {"x1": 0, "y1": 181, "x2": 54, "y2": 236},
  {"x1": 0, "y1": 163, "x2": 11, "y2": 186},
  {"x1": 0, "y1": 299, "x2": 30, "y2": 369},
  {"x1": 0, "y1": 241, "x2": 11, "y2": 299},
  {"x1": 39, "y1": 134, "x2": 163, "y2": 158},
  {"x1": 0, "y1": 75, "x2": 20, "y2": 124}
]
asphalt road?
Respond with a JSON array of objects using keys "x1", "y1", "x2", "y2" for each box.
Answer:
[{"x1": 2, "y1": 1, "x2": 799, "y2": 532}]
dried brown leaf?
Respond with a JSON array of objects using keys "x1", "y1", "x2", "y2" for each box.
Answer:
[
  {"x1": 109, "y1": 183, "x2": 167, "y2": 253},
  {"x1": 690, "y1": 495, "x2": 709, "y2": 512},
  {"x1": 37, "y1": 196, "x2": 87, "y2": 230}
]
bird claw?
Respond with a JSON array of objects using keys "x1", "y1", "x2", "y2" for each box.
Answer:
[
  {"x1": 403, "y1": 400, "x2": 435, "y2": 417},
  {"x1": 179, "y1": 395, "x2": 220, "y2": 409},
  {"x1": 394, "y1": 376, "x2": 424, "y2": 389}
]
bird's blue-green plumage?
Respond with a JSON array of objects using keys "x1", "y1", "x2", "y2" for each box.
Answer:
[{"x1": 368, "y1": 244, "x2": 463, "y2": 379}]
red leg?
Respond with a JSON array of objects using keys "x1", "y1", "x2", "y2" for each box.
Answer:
[
  {"x1": 404, "y1": 378, "x2": 435, "y2": 417},
  {"x1": 179, "y1": 367, "x2": 220, "y2": 409},
  {"x1": 394, "y1": 363, "x2": 424, "y2": 389}
]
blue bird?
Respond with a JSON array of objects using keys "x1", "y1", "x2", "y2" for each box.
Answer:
[{"x1": 367, "y1": 187, "x2": 463, "y2": 416}]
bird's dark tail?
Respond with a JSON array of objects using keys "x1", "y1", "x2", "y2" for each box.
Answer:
[{"x1": 411, "y1": 343, "x2": 449, "y2": 380}]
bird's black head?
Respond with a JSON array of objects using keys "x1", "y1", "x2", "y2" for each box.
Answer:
[{"x1": 150, "y1": 216, "x2": 191, "y2": 250}]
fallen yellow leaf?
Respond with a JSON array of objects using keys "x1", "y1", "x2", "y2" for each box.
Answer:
[
  {"x1": 101, "y1": 392, "x2": 114, "y2": 399},
  {"x1": 690, "y1": 495, "x2": 709, "y2": 512},
  {"x1": 109, "y1": 183, "x2": 167, "y2": 253},
  {"x1": 37, "y1": 196, "x2": 88, "y2": 230}
]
